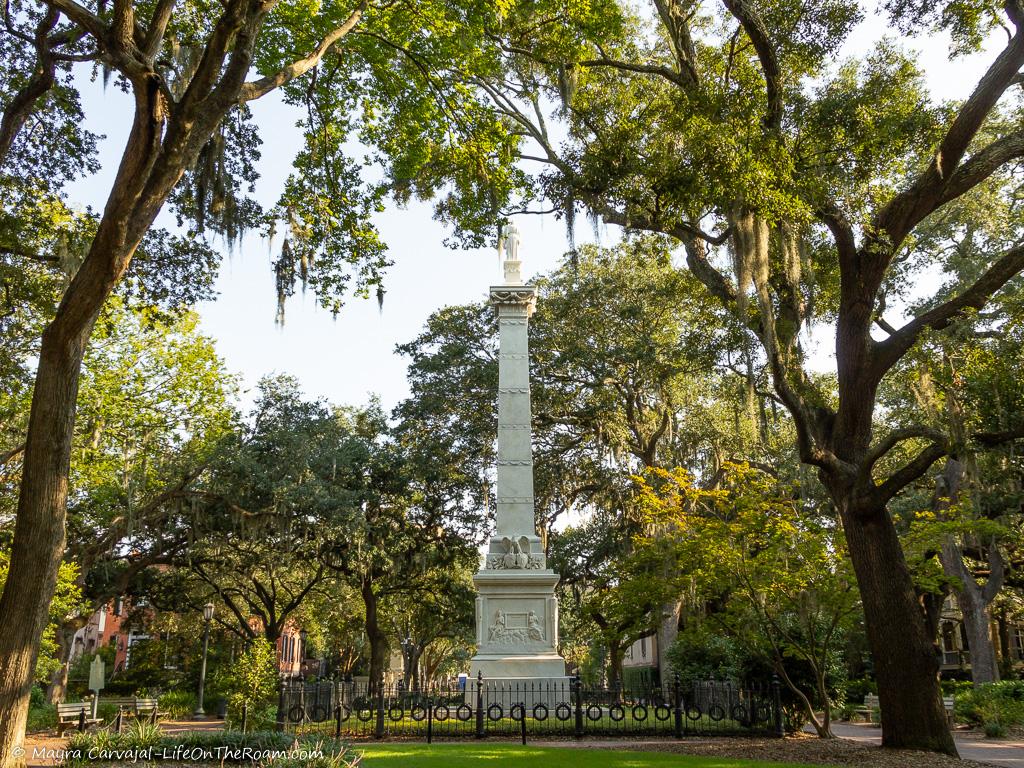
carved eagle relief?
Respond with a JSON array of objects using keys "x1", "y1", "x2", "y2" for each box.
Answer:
[{"x1": 501, "y1": 535, "x2": 530, "y2": 569}]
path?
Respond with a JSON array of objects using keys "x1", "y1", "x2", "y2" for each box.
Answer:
[{"x1": 823, "y1": 722, "x2": 1024, "y2": 768}]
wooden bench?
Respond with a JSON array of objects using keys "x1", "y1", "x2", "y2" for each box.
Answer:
[
  {"x1": 101, "y1": 696, "x2": 137, "y2": 712},
  {"x1": 134, "y1": 698, "x2": 161, "y2": 722},
  {"x1": 854, "y1": 694, "x2": 955, "y2": 726},
  {"x1": 56, "y1": 702, "x2": 102, "y2": 736}
]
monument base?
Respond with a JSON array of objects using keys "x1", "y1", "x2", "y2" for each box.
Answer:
[{"x1": 471, "y1": 567, "x2": 567, "y2": 709}]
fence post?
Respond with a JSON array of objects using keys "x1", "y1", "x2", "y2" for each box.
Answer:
[
  {"x1": 426, "y1": 695, "x2": 433, "y2": 744},
  {"x1": 519, "y1": 702, "x2": 527, "y2": 745},
  {"x1": 241, "y1": 701, "x2": 248, "y2": 734},
  {"x1": 334, "y1": 704, "x2": 342, "y2": 740},
  {"x1": 275, "y1": 682, "x2": 287, "y2": 732},
  {"x1": 375, "y1": 683, "x2": 386, "y2": 739},
  {"x1": 771, "y1": 674, "x2": 784, "y2": 738},
  {"x1": 115, "y1": 707, "x2": 123, "y2": 735},
  {"x1": 475, "y1": 672, "x2": 485, "y2": 739},
  {"x1": 572, "y1": 674, "x2": 583, "y2": 739},
  {"x1": 672, "y1": 673, "x2": 683, "y2": 739}
]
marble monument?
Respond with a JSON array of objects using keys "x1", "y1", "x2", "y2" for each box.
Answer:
[{"x1": 469, "y1": 224, "x2": 567, "y2": 688}]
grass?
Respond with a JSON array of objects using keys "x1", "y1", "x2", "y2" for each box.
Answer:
[{"x1": 356, "y1": 743, "x2": 820, "y2": 768}]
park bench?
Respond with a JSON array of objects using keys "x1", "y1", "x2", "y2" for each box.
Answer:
[
  {"x1": 134, "y1": 698, "x2": 161, "y2": 722},
  {"x1": 854, "y1": 694, "x2": 955, "y2": 727},
  {"x1": 101, "y1": 696, "x2": 136, "y2": 712},
  {"x1": 943, "y1": 696, "x2": 956, "y2": 726},
  {"x1": 105, "y1": 696, "x2": 163, "y2": 721},
  {"x1": 56, "y1": 702, "x2": 102, "y2": 736},
  {"x1": 854, "y1": 694, "x2": 880, "y2": 723}
]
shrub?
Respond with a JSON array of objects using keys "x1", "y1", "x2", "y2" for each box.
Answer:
[
  {"x1": 65, "y1": 729, "x2": 359, "y2": 767},
  {"x1": 219, "y1": 638, "x2": 279, "y2": 725},
  {"x1": 158, "y1": 690, "x2": 197, "y2": 719},
  {"x1": 984, "y1": 719, "x2": 1007, "y2": 738},
  {"x1": 953, "y1": 681, "x2": 1024, "y2": 729},
  {"x1": 26, "y1": 704, "x2": 57, "y2": 733},
  {"x1": 667, "y1": 626, "x2": 742, "y2": 686},
  {"x1": 30, "y1": 685, "x2": 46, "y2": 707}
]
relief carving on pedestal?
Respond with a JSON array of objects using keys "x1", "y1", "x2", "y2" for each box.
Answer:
[{"x1": 487, "y1": 609, "x2": 546, "y2": 644}]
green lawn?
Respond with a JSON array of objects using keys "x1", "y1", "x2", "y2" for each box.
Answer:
[{"x1": 357, "y1": 743, "x2": 820, "y2": 768}]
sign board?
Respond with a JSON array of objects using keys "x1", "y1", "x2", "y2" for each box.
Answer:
[{"x1": 88, "y1": 656, "x2": 105, "y2": 693}]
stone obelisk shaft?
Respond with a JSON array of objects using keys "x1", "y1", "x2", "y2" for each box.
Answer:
[{"x1": 494, "y1": 286, "x2": 535, "y2": 538}]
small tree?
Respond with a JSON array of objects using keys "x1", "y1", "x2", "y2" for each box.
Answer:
[
  {"x1": 220, "y1": 637, "x2": 279, "y2": 727},
  {"x1": 636, "y1": 464, "x2": 860, "y2": 737}
]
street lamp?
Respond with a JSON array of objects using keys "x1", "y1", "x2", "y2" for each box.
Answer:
[
  {"x1": 400, "y1": 635, "x2": 417, "y2": 692},
  {"x1": 193, "y1": 602, "x2": 215, "y2": 720}
]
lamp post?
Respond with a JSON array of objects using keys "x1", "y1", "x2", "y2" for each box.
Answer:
[
  {"x1": 400, "y1": 635, "x2": 417, "y2": 692},
  {"x1": 299, "y1": 629, "x2": 308, "y2": 678},
  {"x1": 193, "y1": 602, "x2": 215, "y2": 720}
]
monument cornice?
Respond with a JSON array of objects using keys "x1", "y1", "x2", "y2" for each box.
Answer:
[{"x1": 489, "y1": 285, "x2": 537, "y2": 316}]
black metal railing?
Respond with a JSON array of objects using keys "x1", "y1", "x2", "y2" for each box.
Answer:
[{"x1": 263, "y1": 674, "x2": 783, "y2": 742}]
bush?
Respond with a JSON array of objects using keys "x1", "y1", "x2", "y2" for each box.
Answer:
[
  {"x1": 26, "y1": 705, "x2": 57, "y2": 733},
  {"x1": 954, "y1": 681, "x2": 1024, "y2": 729},
  {"x1": 65, "y1": 728, "x2": 360, "y2": 767},
  {"x1": 941, "y1": 679, "x2": 974, "y2": 697},
  {"x1": 667, "y1": 626, "x2": 742, "y2": 686},
  {"x1": 158, "y1": 690, "x2": 197, "y2": 719},
  {"x1": 984, "y1": 719, "x2": 1007, "y2": 738},
  {"x1": 30, "y1": 685, "x2": 46, "y2": 707},
  {"x1": 219, "y1": 638, "x2": 279, "y2": 725}
]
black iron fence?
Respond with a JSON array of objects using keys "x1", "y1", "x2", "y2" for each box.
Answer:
[{"x1": 264, "y1": 675, "x2": 783, "y2": 742}]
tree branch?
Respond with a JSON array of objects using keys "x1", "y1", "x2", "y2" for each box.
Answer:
[
  {"x1": 936, "y1": 128, "x2": 1024, "y2": 207},
  {"x1": 42, "y1": 0, "x2": 106, "y2": 41},
  {"x1": 238, "y1": 0, "x2": 367, "y2": 103},
  {"x1": 721, "y1": 0, "x2": 782, "y2": 130},
  {"x1": 871, "y1": 441, "x2": 948, "y2": 506},
  {"x1": 652, "y1": 0, "x2": 699, "y2": 87},
  {"x1": 143, "y1": 0, "x2": 176, "y2": 61},
  {"x1": 0, "y1": 8, "x2": 60, "y2": 167},
  {"x1": 874, "y1": 21, "x2": 1024, "y2": 247},
  {"x1": 874, "y1": 242, "x2": 1024, "y2": 374},
  {"x1": 0, "y1": 443, "x2": 25, "y2": 467},
  {"x1": 865, "y1": 426, "x2": 948, "y2": 471}
]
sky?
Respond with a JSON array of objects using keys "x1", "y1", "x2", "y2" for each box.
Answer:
[{"x1": 63, "y1": 3, "x2": 1007, "y2": 414}]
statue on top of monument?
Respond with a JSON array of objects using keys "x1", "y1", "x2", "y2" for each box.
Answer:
[{"x1": 498, "y1": 222, "x2": 522, "y2": 283}]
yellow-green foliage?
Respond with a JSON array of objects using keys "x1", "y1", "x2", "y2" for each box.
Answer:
[
  {"x1": 0, "y1": 552, "x2": 84, "y2": 684},
  {"x1": 221, "y1": 637, "x2": 280, "y2": 724}
]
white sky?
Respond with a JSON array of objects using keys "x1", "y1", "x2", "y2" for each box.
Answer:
[{"x1": 63, "y1": 3, "x2": 1006, "y2": 413}]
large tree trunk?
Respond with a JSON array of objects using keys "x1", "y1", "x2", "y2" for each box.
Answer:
[
  {"x1": 956, "y1": 584, "x2": 999, "y2": 684},
  {"x1": 839, "y1": 500, "x2": 956, "y2": 755},
  {"x1": 361, "y1": 580, "x2": 388, "y2": 694},
  {"x1": 656, "y1": 600, "x2": 681, "y2": 688},
  {"x1": 606, "y1": 638, "x2": 624, "y2": 696},
  {"x1": 0, "y1": 312, "x2": 92, "y2": 766},
  {"x1": 933, "y1": 458, "x2": 1003, "y2": 684},
  {"x1": 996, "y1": 609, "x2": 1013, "y2": 677},
  {"x1": 0, "y1": 75, "x2": 169, "y2": 767},
  {"x1": 45, "y1": 622, "x2": 80, "y2": 704}
]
